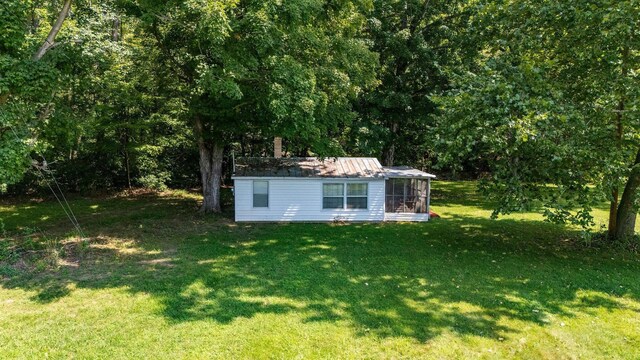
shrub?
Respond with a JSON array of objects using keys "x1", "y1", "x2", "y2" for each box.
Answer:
[{"x1": 137, "y1": 172, "x2": 170, "y2": 191}]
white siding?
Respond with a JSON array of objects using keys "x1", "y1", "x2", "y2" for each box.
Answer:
[
  {"x1": 234, "y1": 178, "x2": 385, "y2": 222},
  {"x1": 384, "y1": 213, "x2": 430, "y2": 222}
]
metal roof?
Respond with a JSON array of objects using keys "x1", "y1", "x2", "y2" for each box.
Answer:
[
  {"x1": 382, "y1": 166, "x2": 436, "y2": 179},
  {"x1": 233, "y1": 157, "x2": 386, "y2": 178},
  {"x1": 232, "y1": 157, "x2": 436, "y2": 179}
]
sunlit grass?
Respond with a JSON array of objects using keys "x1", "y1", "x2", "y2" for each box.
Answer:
[{"x1": 0, "y1": 182, "x2": 639, "y2": 359}]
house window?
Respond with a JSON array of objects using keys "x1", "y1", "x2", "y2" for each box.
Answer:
[
  {"x1": 253, "y1": 180, "x2": 269, "y2": 207},
  {"x1": 323, "y1": 183, "x2": 344, "y2": 209},
  {"x1": 323, "y1": 183, "x2": 368, "y2": 209},
  {"x1": 347, "y1": 183, "x2": 368, "y2": 209}
]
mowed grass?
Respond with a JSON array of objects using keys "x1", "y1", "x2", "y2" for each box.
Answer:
[{"x1": 0, "y1": 182, "x2": 639, "y2": 359}]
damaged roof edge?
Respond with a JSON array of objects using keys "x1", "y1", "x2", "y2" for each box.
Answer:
[
  {"x1": 382, "y1": 166, "x2": 436, "y2": 179},
  {"x1": 232, "y1": 157, "x2": 435, "y2": 179}
]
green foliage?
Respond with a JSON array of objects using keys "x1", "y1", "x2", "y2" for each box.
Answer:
[
  {"x1": 130, "y1": 0, "x2": 378, "y2": 150},
  {"x1": 4, "y1": 0, "x2": 379, "y2": 194},
  {"x1": 2, "y1": 0, "x2": 638, "y2": 237},
  {"x1": 0, "y1": 0, "x2": 57, "y2": 186},
  {"x1": 2, "y1": 1, "x2": 202, "y2": 192},
  {"x1": 0, "y1": 240, "x2": 19, "y2": 264},
  {"x1": 349, "y1": 0, "x2": 477, "y2": 166},
  {"x1": 0, "y1": 1, "x2": 29, "y2": 54},
  {"x1": 0, "y1": 117, "x2": 32, "y2": 187},
  {"x1": 435, "y1": 0, "x2": 640, "y2": 228}
]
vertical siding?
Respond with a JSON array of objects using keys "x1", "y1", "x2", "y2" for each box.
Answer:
[{"x1": 234, "y1": 178, "x2": 385, "y2": 222}]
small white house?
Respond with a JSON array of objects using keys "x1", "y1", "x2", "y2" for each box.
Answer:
[{"x1": 232, "y1": 157, "x2": 435, "y2": 222}]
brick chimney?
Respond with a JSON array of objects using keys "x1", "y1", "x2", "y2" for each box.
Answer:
[{"x1": 274, "y1": 137, "x2": 283, "y2": 158}]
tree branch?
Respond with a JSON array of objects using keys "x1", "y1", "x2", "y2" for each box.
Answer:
[
  {"x1": 409, "y1": 0, "x2": 431, "y2": 35},
  {"x1": 33, "y1": 0, "x2": 72, "y2": 60},
  {"x1": 421, "y1": 10, "x2": 470, "y2": 34}
]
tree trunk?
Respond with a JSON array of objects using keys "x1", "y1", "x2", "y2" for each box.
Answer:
[
  {"x1": 383, "y1": 121, "x2": 398, "y2": 166},
  {"x1": 611, "y1": 45, "x2": 633, "y2": 240},
  {"x1": 608, "y1": 189, "x2": 618, "y2": 239},
  {"x1": 34, "y1": 0, "x2": 72, "y2": 60},
  {"x1": 195, "y1": 116, "x2": 223, "y2": 213},
  {"x1": 123, "y1": 129, "x2": 132, "y2": 189},
  {"x1": 383, "y1": 144, "x2": 395, "y2": 167},
  {"x1": 614, "y1": 148, "x2": 640, "y2": 240},
  {"x1": 112, "y1": 18, "x2": 121, "y2": 42},
  {"x1": 608, "y1": 98, "x2": 625, "y2": 239}
]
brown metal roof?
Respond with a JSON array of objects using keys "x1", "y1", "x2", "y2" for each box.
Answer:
[{"x1": 233, "y1": 157, "x2": 386, "y2": 178}]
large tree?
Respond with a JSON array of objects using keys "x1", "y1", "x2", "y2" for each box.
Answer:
[
  {"x1": 125, "y1": 0, "x2": 378, "y2": 212},
  {"x1": 1, "y1": 0, "x2": 186, "y2": 193},
  {"x1": 0, "y1": 0, "x2": 74, "y2": 186},
  {"x1": 436, "y1": 0, "x2": 640, "y2": 240},
  {"x1": 348, "y1": 0, "x2": 476, "y2": 167}
]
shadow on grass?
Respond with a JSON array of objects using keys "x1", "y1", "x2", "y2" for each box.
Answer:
[
  {"x1": 1, "y1": 191, "x2": 639, "y2": 343},
  {"x1": 430, "y1": 181, "x2": 498, "y2": 211},
  {"x1": 30, "y1": 282, "x2": 71, "y2": 303}
]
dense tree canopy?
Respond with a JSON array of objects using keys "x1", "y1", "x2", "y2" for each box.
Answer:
[
  {"x1": 1, "y1": 0, "x2": 639, "y2": 240},
  {"x1": 348, "y1": 0, "x2": 476, "y2": 168},
  {"x1": 435, "y1": 0, "x2": 639, "y2": 239},
  {"x1": 120, "y1": 0, "x2": 378, "y2": 211}
]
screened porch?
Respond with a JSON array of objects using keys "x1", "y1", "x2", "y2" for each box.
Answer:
[
  {"x1": 385, "y1": 178, "x2": 430, "y2": 213},
  {"x1": 382, "y1": 166, "x2": 435, "y2": 221}
]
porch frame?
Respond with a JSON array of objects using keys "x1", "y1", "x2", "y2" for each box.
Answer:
[{"x1": 383, "y1": 177, "x2": 432, "y2": 222}]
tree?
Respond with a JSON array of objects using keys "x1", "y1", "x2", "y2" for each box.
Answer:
[
  {"x1": 436, "y1": 0, "x2": 640, "y2": 240},
  {"x1": 2, "y1": 1, "x2": 201, "y2": 193},
  {"x1": 348, "y1": 0, "x2": 476, "y2": 167},
  {"x1": 39, "y1": 3, "x2": 197, "y2": 192},
  {"x1": 0, "y1": 0, "x2": 73, "y2": 186},
  {"x1": 126, "y1": 0, "x2": 378, "y2": 212}
]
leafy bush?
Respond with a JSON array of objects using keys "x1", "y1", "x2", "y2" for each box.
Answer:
[
  {"x1": 137, "y1": 172, "x2": 170, "y2": 191},
  {"x1": 0, "y1": 264, "x2": 18, "y2": 277},
  {"x1": 0, "y1": 240, "x2": 19, "y2": 263},
  {"x1": 0, "y1": 220, "x2": 18, "y2": 263},
  {"x1": 0, "y1": 223, "x2": 64, "y2": 270}
]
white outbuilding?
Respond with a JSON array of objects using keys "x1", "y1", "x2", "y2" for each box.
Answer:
[{"x1": 232, "y1": 157, "x2": 435, "y2": 222}]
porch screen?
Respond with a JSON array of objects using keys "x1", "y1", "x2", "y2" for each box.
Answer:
[{"x1": 385, "y1": 179, "x2": 428, "y2": 213}]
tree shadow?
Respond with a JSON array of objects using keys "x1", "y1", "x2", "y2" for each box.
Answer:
[
  {"x1": 430, "y1": 181, "x2": 499, "y2": 211},
  {"x1": 30, "y1": 281, "x2": 72, "y2": 303},
  {"x1": 1, "y1": 193, "x2": 639, "y2": 344}
]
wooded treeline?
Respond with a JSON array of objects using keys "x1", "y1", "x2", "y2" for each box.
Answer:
[{"x1": 1, "y1": 0, "x2": 638, "y2": 240}]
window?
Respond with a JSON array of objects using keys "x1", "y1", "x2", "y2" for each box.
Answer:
[
  {"x1": 347, "y1": 183, "x2": 368, "y2": 209},
  {"x1": 323, "y1": 183, "x2": 344, "y2": 209},
  {"x1": 253, "y1": 180, "x2": 269, "y2": 207},
  {"x1": 323, "y1": 183, "x2": 368, "y2": 209}
]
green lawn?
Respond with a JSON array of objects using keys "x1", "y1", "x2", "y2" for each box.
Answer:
[{"x1": 1, "y1": 182, "x2": 639, "y2": 359}]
